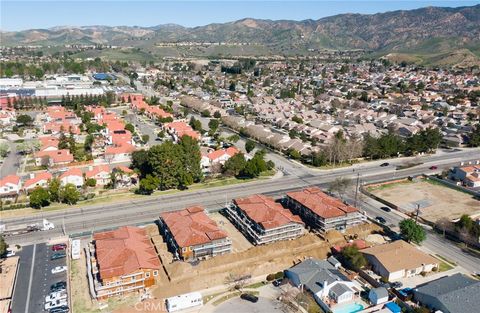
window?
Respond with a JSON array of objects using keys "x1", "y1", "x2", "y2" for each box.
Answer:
[
  {"x1": 145, "y1": 272, "x2": 150, "y2": 278},
  {"x1": 153, "y1": 270, "x2": 158, "y2": 277}
]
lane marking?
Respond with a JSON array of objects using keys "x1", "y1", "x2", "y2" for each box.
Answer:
[{"x1": 24, "y1": 244, "x2": 36, "y2": 313}]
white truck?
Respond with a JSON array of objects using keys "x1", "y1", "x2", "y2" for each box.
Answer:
[
  {"x1": 0, "y1": 219, "x2": 54, "y2": 236},
  {"x1": 165, "y1": 292, "x2": 203, "y2": 312}
]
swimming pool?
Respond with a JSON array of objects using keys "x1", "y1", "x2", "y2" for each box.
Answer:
[{"x1": 332, "y1": 302, "x2": 365, "y2": 313}]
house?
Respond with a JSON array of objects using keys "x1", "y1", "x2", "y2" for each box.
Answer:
[
  {"x1": 85, "y1": 165, "x2": 111, "y2": 186},
  {"x1": 112, "y1": 166, "x2": 138, "y2": 188},
  {"x1": 158, "y1": 206, "x2": 231, "y2": 261},
  {"x1": 89, "y1": 226, "x2": 161, "y2": 299},
  {"x1": 164, "y1": 121, "x2": 200, "y2": 142},
  {"x1": 23, "y1": 172, "x2": 52, "y2": 192},
  {"x1": 450, "y1": 165, "x2": 480, "y2": 188},
  {"x1": 35, "y1": 149, "x2": 74, "y2": 167},
  {"x1": 225, "y1": 194, "x2": 305, "y2": 245},
  {"x1": 0, "y1": 175, "x2": 21, "y2": 197},
  {"x1": 285, "y1": 258, "x2": 361, "y2": 312},
  {"x1": 104, "y1": 144, "x2": 136, "y2": 163},
  {"x1": 201, "y1": 147, "x2": 239, "y2": 173},
  {"x1": 361, "y1": 240, "x2": 438, "y2": 281},
  {"x1": 59, "y1": 168, "x2": 84, "y2": 188},
  {"x1": 285, "y1": 187, "x2": 366, "y2": 233},
  {"x1": 369, "y1": 287, "x2": 389, "y2": 305},
  {"x1": 413, "y1": 273, "x2": 480, "y2": 313}
]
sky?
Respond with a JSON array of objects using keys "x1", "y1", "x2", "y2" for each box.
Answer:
[{"x1": 1, "y1": 1, "x2": 479, "y2": 31}]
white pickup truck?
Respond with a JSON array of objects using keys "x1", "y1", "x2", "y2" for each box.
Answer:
[
  {"x1": 44, "y1": 298, "x2": 67, "y2": 311},
  {"x1": 45, "y1": 291, "x2": 67, "y2": 304}
]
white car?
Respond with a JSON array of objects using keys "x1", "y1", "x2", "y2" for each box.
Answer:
[
  {"x1": 51, "y1": 266, "x2": 67, "y2": 274},
  {"x1": 45, "y1": 291, "x2": 67, "y2": 303},
  {"x1": 44, "y1": 299, "x2": 67, "y2": 310},
  {"x1": 5, "y1": 250, "x2": 15, "y2": 257}
]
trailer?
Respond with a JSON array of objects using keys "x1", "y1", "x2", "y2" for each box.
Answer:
[
  {"x1": 165, "y1": 292, "x2": 203, "y2": 312},
  {"x1": 71, "y1": 239, "x2": 81, "y2": 260},
  {"x1": 0, "y1": 219, "x2": 54, "y2": 236}
]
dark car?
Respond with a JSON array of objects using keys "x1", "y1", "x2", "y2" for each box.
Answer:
[
  {"x1": 240, "y1": 293, "x2": 259, "y2": 303},
  {"x1": 429, "y1": 166, "x2": 438, "y2": 170},
  {"x1": 380, "y1": 206, "x2": 392, "y2": 212},
  {"x1": 51, "y1": 252, "x2": 66, "y2": 260},
  {"x1": 375, "y1": 216, "x2": 387, "y2": 224},
  {"x1": 272, "y1": 279, "x2": 283, "y2": 287},
  {"x1": 50, "y1": 281, "x2": 67, "y2": 292},
  {"x1": 391, "y1": 281, "x2": 403, "y2": 289},
  {"x1": 380, "y1": 162, "x2": 390, "y2": 167},
  {"x1": 49, "y1": 305, "x2": 69, "y2": 313},
  {"x1": 52, "y1": 244, "x2": 67, "y2": 251}
]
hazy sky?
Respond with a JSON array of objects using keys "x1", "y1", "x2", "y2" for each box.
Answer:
[{"x1": 1, "y1": 1, "x2": 478, "y2": 31}]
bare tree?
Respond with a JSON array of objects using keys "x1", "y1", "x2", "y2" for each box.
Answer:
[
  {"x1": 328, "y1": 177, "x2": 352, "y2": 199},
  {"x1": 436, "y1": 217, "x2": 452, "y2": 237}
]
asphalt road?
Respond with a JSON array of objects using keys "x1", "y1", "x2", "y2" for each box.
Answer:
[{"x1": 11, "y1": 243, "x2": 68, "y2": 313}]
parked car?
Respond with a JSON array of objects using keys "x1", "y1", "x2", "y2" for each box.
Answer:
[
  {"x1": 51, "y1": 252, "x2": 66, "y2": 260},
  {"x1": 52, "y1": 244, "x2": 67, "y2": 251},
  {"x1": 45, "y1": 299, "x2": 67, "y2": 311},
  {"x1": 45, "y1": 291, "x2": 67, "y2": 303},
  {"x1": 380, "y1": 206, "x2": 392, "y2": 212},
  {"x1": 429, "y1": 165, "x2": 438, "y2": 170},
  {"x1": 272, "y1": 279, "x2": 283, "y2": 287},
  {"x1": 2, "y1": 250, "x2": 15, "y2": 258},
  {"x1": 240, "y1": 293, "x2": 259, "y2": 303},
  {"x1": 49, "y1": 306, "x2": 69, "y2": 313},
  {"x1": 391, "y1": 281, "x2": 403, "y2": 289},
  {"x1": 380, "y1": 162, "x2": 390, "y2": 167},
  {"x1": 375, "y1": 216, "x2": 387, "y2": 224},
  {"x1": 50, "y1": 282, "x2": 66, "y2": 293},
  {"x1": 51, "y1": 266, "x2": 67, "y2": 274}
]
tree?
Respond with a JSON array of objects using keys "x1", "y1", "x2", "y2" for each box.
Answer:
[
  {"x1": 189, "y1": 117, "x2": 203, "y2": 132},
  {"x1": 223, "y1": 153, "x2": 247, "y2": 176},
  {"x1": 60, "y1": 183, "x2": 80, "y2": 205},
  {"x1": 240, "y1": 151, "x2": 268, "y2": 178},
  {"x1": 48, "y1": 178, "x2": 61, "y2": 203},
  {"x1": 0, "y1": 235, "x2": 7, "y2": 257},
  {"x1": 213, "y1": 111, "x2": 221, "y2": 119},
  {"x1": 58, "y1": 132, "x2": 69, "y2": 150},
  {"x1": 201, "y1": 110, "x2": 211, "y2": 118},
  {"x1": 0, "y1": 143, "x2": 9, "y2": 158},
  {"x1": 29, "y1": 187, "x2": 50, "y2": 209},
  {"x1": 131, "y1": 150, "x2": 150, "y2": 177},
  {"x1": 124, "y1": 123, "x2": 135, "y2": 133},
  {"x1": 148, "y1": 141, "x2": 184, "y2": 190},
  {"x1": 288, "y1": 149, "x2": 301, "y2": 160},
  {"x1": 468, "y1": 124, "x2": 480, "y2": 147},
  {"x1": 208, "y1": 119, "x2": 220, "y2": 133},
  {"x1": 399, "y1": 219, "x2": 426, "y2": 244},
  {"x1": 137, "y1": 175, "x2": 160, "y2": 195},
  {"x1": 328, "y1": 177, "x2": 352, "y2": 199},
  {"x1": 178, "y1": 135, "x2": 203, "y2": 186},
  {"x1": 245, "y1": 139, "x2": 256, "y2": 153},
  {"x1": 227, "y1": 134, "x2": 240, "y2": 143},
  {"x1": 16, "y1": 114, "x2": 33, "y2": 126},
  {"x1": 85, "y1": 178, "x2": 97, "y2": 187},
  {"x1": 340, "y1": 245, "x2": 367, "y2": 270},
  {"x1": 141, "y1": 134, "x2": 150, "y2": 144}
]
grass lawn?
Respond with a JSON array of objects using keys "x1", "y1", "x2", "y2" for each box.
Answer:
[
  {"x1": 438, "y1": 260, "x2": 454, "y2": 272},
  {"x1": 245, "y1": 281, "x2": 266, "y2": 289},
  {"x1": 212, "y1": 291, "x2": 260, "y2": 306},
  {"x1": 435, "y1": 254, "x2": 457, "y2": 266}
]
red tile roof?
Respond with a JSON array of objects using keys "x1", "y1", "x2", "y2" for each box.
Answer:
[
  {"x1": 0, "y1": 175, "x2": 20, "y2": 187},
  {"x1": 59, "y1": 168, "x2": 83, "y2": 180},
  {"x1": 286, "y1": 187, "x2": 359, "y2": 219},
  {"x1": 114, "y1": 165, "x2": 134, "y2": 173},
  {"x1": 234, "y1": 194, "x2": 304, "y2": 230},
  {"x1": 35, "y1": 149, "x2": 74, "y2": 164},
  {"x1": 85, "y1": 165, "x2": 110, "y2": 178},
  {"x1": 207, "y1": 147, "x2": 239, "y2": 161},
  {"x1": 160, "y1": 206, "x2": 228, "y2": 248},
  {"x1": 332, "y1": 239, "x2": 369, "y2": 254},
  {"x1": 23, "y1": 172, "x2": 52, "y2": 189},
  {"x1": 105, "y1": 143, "x2": 136, "y2": 155},
  {"x1": 94, "y1": 226, "x2": 160, "y2": 280}
]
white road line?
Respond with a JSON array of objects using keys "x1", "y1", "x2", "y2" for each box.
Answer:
[{"x1": 24, "y1": 244, "x2": 36, "y2": 313}]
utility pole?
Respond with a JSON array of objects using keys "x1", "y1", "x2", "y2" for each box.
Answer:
[
  {"x1": 415, "y1": 204, "x2": 420, "y2": 223},
  {"x1": 354, "y1": 173, "x2": 360, "y2": 207}
]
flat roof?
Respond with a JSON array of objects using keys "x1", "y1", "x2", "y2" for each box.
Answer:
[{"x1": 0, "y1": 256, "x2": 19, "y2": 300}]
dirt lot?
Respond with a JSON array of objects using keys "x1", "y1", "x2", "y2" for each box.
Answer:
[
  {"x1": 369, "y1": 179, "x2": 480, "y2": 223},
  {"x1": 208, "y1": 212, "x2": 253, "y2": 252}
]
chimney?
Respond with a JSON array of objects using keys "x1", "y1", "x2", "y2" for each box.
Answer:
[{"x1": 29, "y1": 173, "x2": 35, "y2": 179}]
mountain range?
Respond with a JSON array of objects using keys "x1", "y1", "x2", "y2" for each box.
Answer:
[{"x1": 1, "y1": 4, "x2": 479, "y2": 65}]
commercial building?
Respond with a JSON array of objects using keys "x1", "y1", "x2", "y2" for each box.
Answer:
[
  {"x1": 225, "y1": 194, "x2": 305, "y2": 245},
  {"x1": 285, "y1": 187, "x2": 366, "y2": 233},
  {"x1": 159, "y1": 206, "x2": 231, "y2": 261},
  {"x1": 361, "y1": 240, "x2": 438, "y2": 281},
  {"x1": 89, "y1": 226, "x2": 161, "y2": 300}
]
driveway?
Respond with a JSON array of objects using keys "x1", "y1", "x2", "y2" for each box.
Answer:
[
  {"x1": 0, "y1": 140, "x2": 20, "y2": 178},
  {"x1": 212, "y1": 296, "x2": 284, "y2": 313}
]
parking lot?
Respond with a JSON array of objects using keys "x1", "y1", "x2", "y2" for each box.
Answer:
[{"x1": 11, "y1": 243, "x2": 68, "y2": 313}]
